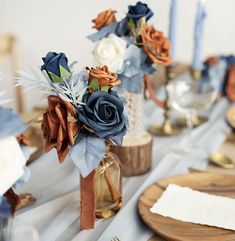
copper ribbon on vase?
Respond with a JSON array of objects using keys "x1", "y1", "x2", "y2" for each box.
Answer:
[
  {"x1": 144, "y1": 74, "x2": 165, "y2": 109},
  {"x1": 80, "y1": 170, "x2": 96, "y2": 230}
]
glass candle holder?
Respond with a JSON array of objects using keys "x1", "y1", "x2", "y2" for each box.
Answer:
[{"x1": 95, "y1": 144, "x2": 122, "y2": 219}]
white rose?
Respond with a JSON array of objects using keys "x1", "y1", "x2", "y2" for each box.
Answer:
[{"x1": 93, "y1": 34, "x2": 126, "y2": 72}]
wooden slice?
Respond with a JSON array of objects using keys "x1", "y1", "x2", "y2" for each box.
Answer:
[
  {"x1": 138, "y1": 172, "x2": 235, "y2": 241},
  {"x1": 110, "y1": 132, "x2": 152, "y2": 176}
]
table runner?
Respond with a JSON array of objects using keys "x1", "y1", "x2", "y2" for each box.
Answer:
[{"x1": 16, "y1": 98, "x2": 231, "y2": 241}]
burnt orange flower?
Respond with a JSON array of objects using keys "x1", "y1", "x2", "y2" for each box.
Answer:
[
  {"x1": 205, "y1": 56, "x2": 218, "y2": 66},
  {"x1": 226, "y1": 64, "x2": 235, "y2": 101},
  {"x1": 41, "y1": 96, "x2": 79, "y2": 163},
  {"x1": 87, "y1": 65, "x2": 121, "y2": 90},
  {"x1": 141, "y1": 25, "x2": 172, "y2": 65},
  {"x1": 92, "y1": 9, "x2": 116, "y2": 30}
]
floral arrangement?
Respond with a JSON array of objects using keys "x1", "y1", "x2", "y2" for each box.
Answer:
[
  {"x1": 201, "y1": 55, "x2": 235, "y2": 101},
  {"x1": 22, "y1": 52, "x2": 128, "y2": 176},
  {"x1": 88, "y1": 1, "x2": 172, "y2": 94},
  {"x1": 18, "y1": 51, "x2": 128, "y2": 230}
]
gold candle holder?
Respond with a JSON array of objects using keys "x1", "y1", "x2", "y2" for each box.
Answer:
[{"x1": 148, "y1": 65, "x2": 184, "y2": 136}]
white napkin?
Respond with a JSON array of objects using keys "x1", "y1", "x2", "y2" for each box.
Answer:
[
  {"x1": 0, "y1": 136, "x2": 26, "y2": 195},
  {"x1": 151, "y1": 184, "x2": 235, "y2": 231}
]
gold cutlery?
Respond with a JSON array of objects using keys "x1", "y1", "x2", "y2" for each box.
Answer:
[
  {"x1": 188, "y1": 167, "x2": 205, "y2": 173},
  {"x1": 209, "y1": 151, "x2": 235, "y2": 169}
]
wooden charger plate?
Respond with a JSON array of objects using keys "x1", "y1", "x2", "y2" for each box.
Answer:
[{"x1": 138, "y1": 173, "x2": 235, "y2": 241}]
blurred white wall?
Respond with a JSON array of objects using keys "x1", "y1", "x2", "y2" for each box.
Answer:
[{"x1": 0, "y1": 0, "x2": 235, "y2": 111}]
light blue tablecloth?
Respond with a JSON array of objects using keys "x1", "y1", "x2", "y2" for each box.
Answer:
[{"x1": 17, "y1": 98, "x2": 231, "y2": 241}]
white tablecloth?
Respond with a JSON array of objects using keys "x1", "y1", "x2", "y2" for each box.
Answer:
[{"x1": 16, "y1": 97, "x2": 232, "y2": 241}]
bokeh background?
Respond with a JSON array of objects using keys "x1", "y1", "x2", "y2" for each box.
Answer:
[{"x1": 0, "y1": 0, "x2": 234, "y2": 111}]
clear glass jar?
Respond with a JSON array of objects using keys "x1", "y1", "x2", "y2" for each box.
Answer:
[{"x1": 95, "y1": 144, "x2": 122, "y2": 219}]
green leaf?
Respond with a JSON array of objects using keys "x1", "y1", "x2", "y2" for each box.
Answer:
[
  {"x1": 128, "y1": 18, "x2": 137, "y2": 37},
  {"x1": 128, "y1": 18, "x2": 135, "y2": 29},
  {"x1": 136, "y1": 17, "x2": 146, "y2": 35},
  {"x1": 59, "y1": 65, "x2": 70, "y2": 79},
  {"x1": 101, "y1": 85, "x2": 109, "y2": 92},
  {"x1": 88, "y1": 78, "x2": 99, "y2": 92},
  {"x1": 48, "y1": 71, "x2": 63, "y2": 83}
]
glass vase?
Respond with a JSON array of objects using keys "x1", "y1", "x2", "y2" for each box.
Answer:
[{"x1": 95, "y1": 144, "x2": 122, "y2": 219}]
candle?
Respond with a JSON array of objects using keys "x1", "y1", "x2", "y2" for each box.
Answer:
[
  {"x1": 168, "y1": 0, "x2": 178, "y2": 62},
  {"x1": 192, "y1": 0, "x2": 207, "y2": 70}
]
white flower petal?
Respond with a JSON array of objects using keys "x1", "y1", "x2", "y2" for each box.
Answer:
[{"x1": 93, "y1": 34, "x2": 126, "y2": 72}]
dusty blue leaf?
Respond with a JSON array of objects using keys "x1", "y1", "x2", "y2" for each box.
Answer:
[
  {"x1": 87, "y1": 23, "x2": 118, "y2": 42},
  {"x1": 0, "y1": 108, "x2": 27, "y2": 140},
  {"x1": 118, "y1": 44, "x2": 141, "y2": 78},
  {"x1": 118, "y1": 71, "x2": 144, "y2": 93},
  {"x1": 70, "y1": 136, "x2": 106, "y2": 177}
]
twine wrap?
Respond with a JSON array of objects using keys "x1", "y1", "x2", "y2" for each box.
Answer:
[{"x1": 122, "y1": 91, "x2": 145, "y2": 139}]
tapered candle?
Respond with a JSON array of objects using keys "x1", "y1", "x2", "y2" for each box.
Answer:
[
  {"x1": 168, "y1": 0, "x2": 178, "y2": 62},
  {"x1": 192, "y1": 0, "x2": 207, "y2": 70}
]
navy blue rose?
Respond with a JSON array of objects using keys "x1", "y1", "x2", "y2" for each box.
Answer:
[
  {"x1": 223, "y1": 55, "x2": 235, "y2": 66},
  {"x1": 127, "y1": 2, "x2": 153, "y2": 23},
  {"x1": 78, "y1": 90, "x2": 127, "y2": 145},
  {"x1": 41, "y1": 52, "x2": 70, "y2": 83}
]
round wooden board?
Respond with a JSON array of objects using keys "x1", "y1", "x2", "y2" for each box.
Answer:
[{"x1": 138, "y1": 172, "x2": 235, "y2": 241}]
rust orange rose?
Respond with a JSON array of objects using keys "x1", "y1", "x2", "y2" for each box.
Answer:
[
  {"x1": 92, "y1": 9, "x2": 116, "y2": 30},
  {"x1": 141, "y1": 25, "x2": 172, "y2": 65},
  {"x1": 87, "y1": 65, "x2": 121, "y2": 90},
  {"x1": 41, "y1": 95, "x2": 79, "y2": 163},
  {"x1": 226, "y1": 64, "x2": 235, "y2": 101},
  {"x1": 205, "y1": 56, "x2": 218, "y2": 66}
]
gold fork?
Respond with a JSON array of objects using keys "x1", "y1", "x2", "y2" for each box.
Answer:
[{"x1": 111, "y1": 236, "x2": 120, "y2": 241}]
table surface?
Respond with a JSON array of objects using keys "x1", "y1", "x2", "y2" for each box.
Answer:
[{"x1": 16, "y1": 96, "x2": 232, "y2": 241}]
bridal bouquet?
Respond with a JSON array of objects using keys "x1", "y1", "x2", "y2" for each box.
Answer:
[{"x1": 18, "y1": 52, "x2": 128, "y2": 229}]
